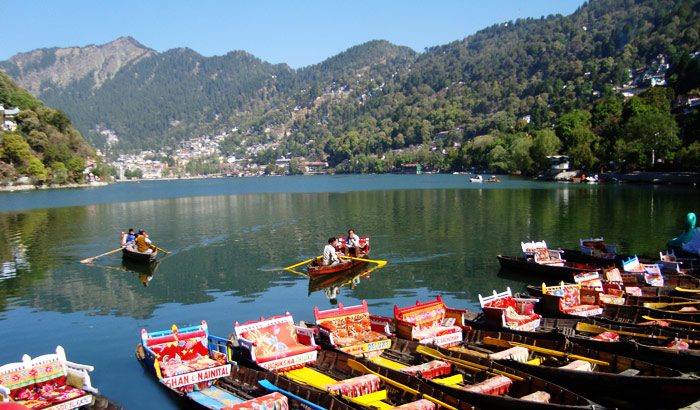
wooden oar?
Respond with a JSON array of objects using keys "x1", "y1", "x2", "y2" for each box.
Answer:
[
  {"x1": 258, "y1": 380, "x2": 328, "y2": 410},
  {"x1": 641, "y1": 315, "x2": 700, "y2": 328},
  {"x1": 675, "y1": 287, "x2": 700, "y2": 293},
  {"x1": 154, "y1": 246, "x2": 168, "y2": 255},
  {"x1": 346, "y1": 359, "x2": 459, "y2": 410},
  {"x1": 415, "y1": 345, "x2": 523, "y2": 381},
  {"x1": 482, "y1": 337, "x2": 608, "y2": 366},
  {"x1": 79, "y1": 248, "x2": 123, "y2": 264},
  {"x1": 576, "y1": 322, "x2": 670, "y2": 340},
  {"x1": 285, "y1": 256, "x2": 321, "y2": 270},
  {"x1": 339, "y1": 255, "x2": 387, "y2": 265}
]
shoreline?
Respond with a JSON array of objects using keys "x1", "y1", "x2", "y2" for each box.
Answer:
[{"x1": 0, "y1": 181, "x2": 109, "y2": 192}]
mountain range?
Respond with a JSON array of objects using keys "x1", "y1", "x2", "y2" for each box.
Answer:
[{"x1": 2, "y1": 0, "x2": 699, "y2": 173}]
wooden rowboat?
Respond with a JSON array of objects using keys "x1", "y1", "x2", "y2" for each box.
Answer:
[
  {"x1": 360, "y1": 337, "x2": 599, "y2": 409},
  {"x1": 458, "y1": 328, "x2": 700, "y2": 409},
  {"x1": 497, "y1": 254, "x2": 604, "y2": 279},
  {"x1": 307, "y1": 252, "x2": 369, "y2": 277},
  {"x1": 122, "y1": 246, "x2": 158, "y2": 264}
]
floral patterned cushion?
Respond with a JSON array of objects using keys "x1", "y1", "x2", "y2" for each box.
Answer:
[
  {"x1": 397, "y1": 305, "x2": 446, "y2": 330},
  {"x1": 399, "y1": 360, "x2": 451, "y2": 379},
  {"x1": 391, "y1": 399, "x2": 437, "y2": 410},
  {"x1": 462, "y1": 375, "x2": 512, "y2": 395},
  {"x1": 320, "y1": 313, "x2": 372, "y2": 340},
  {"x1": 223, "y1": 392, "x2": 289, "y2": 410},
  {"x1": 593, "y1": 332, "x2": 619, "y2": 342},
  {"x1": 322, "y1": 374, "x2": 381, "y2": 398},
  {"x1": 240, "y1": 323, "x2": 301, "y2": 360}
]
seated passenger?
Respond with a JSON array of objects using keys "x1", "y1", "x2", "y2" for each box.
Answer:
[
  {"x1": 135, "y1": 229, "x2": 156, "y2": 254},
  {"x1": 346, "y1": 229, "x2": 361, "y2": 256},
  {"x1": 323, "y1": 237, "x2": 341, "y2": 265}
]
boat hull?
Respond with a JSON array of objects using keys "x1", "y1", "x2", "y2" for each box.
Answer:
[
  {"x1": 122, "y1": 247, "x2": 157, "y2": 263},
  {"x1": 497, "y1": 254, "x2": 603, "y2": 279},
  {"x1": 307, "y1": 253, "x2": 369, "y2": 277}
]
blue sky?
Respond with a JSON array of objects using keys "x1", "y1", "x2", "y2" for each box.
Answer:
[{"x1": 4, "y1": 1, "x2": 585, "y2": 69}]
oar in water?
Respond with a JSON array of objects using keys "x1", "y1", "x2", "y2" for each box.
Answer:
[
  {"x1": 414, "y1": 345, "x2": 523, "y2": 381},
  {"x1": 641, "y1": 315, "x2": 700, "y2": 328},
  {"x1": 482, "y1": 337, "x2": 609, "y2": 366},
  {"x1": 346, "y1": 359, "x2": 459, "y2": 410},
  {"x1": 258, "y1": 380, "x2": 328, "y2": 410},
  {"x1": 339, "y1": 255, "x2": 388, "y2": 265},
  {"x1": 79, "y1": 248, "x2": 123, "y2": 264},
  {"x1": 154, "y1": 246, "x2": 169, "y2": 255}
]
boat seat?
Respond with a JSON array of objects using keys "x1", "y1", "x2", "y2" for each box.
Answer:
[
  {"x1": 0, "y1": 346, "x2": 95, "y2": 410},
  {"x1": 234, "y1": 313, "x2": 318, "y2": 372},
  {"x1": 321, "y1": 374, "x2": 381, "y2": 398},
  {"x1": 479, "y1": 287, "x2": 541, "y2": 331},
  {"x1": 521, "y1": 240, "x2": 565, "y2": 266},
  {"x1": 462, "y1": 375, "x2": 512, "y2": 395},
  {"x1": 393, "y1": 296, "x2": 466, "y2": 347},
  {"x1": 389, "y1": 399, "x2": 437, "y2": 410},
  {"x1": 314, "y1": 300, "x2": 391, "y2": 358},
  {"x1": 398, "y1": 360, "x2": 452, "y2": 379},
  {"x1": 542, "y1": 282, "x2": 603, "y2": 317}
]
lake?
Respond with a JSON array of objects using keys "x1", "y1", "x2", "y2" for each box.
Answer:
[{"x1": 0, "y1": 175, "x2": 698, "y2": 409}]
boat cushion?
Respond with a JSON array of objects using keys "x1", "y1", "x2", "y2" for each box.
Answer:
[
  {"x1": 254, "y1": 343, "x2": 317, "y2": 364},
  {"x1": 399, "y1": 360, "x2": 451, "y2": 379},
  {"x1": 0, "y1": 353, "x2": 90, "y2": 410},
  {"x1": 462, "y1": 375, "x2": 512, "y2": 395},
  {"x1": 667, "y1": 339, "x2": 690, "y2": 349},
  {"x1": 521, "y1": 391, "x2": 551, "y2": 403},
  {"x1": 488, "y1": 346, "x2": 529, "y2": 362},
  {"x1": 239, "y1": 321, "x2": 303, "y2": 359},
  {"x1": 481, "y1": 291, "x2": 541, "y2": 330},
  {"x1": 592, "y1": 332, "x2": 620, "y2": 342},
  {"x1": 317, "y1": 310, "x2": 388, "y2": 348},
  {"x1": 560, "y1": 360, "x2": 592, "y2": 372},
  {"x1": 222, "y1": 392, "x2": 288, "y2": 410},
  {"x1": 390, "y1": 399, "x2": 436, "y2": 410},
  {"x1": 321, "y1": 374, "x2": 381, "y2": 398}
]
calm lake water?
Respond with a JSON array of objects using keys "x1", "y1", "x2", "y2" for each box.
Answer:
[{"x1": 1, "y1": 175, "x2": 698, "y2": 409}]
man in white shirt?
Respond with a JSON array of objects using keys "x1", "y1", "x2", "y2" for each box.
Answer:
[
  {"x1": 346, "y1": 229, "x2": 361, "y2": 256},
  {"x1": 323, "y1": 237, "x2": 341, "y2": 265}
]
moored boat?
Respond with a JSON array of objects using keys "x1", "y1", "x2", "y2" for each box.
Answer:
[
  {"x1": 497, "y1": 254, "x2": 603, "y2": 278},
  {"x1": 0, "y1": 345, "x2": 123, "y2": 410},
  {"x1": 360, "y1": 337, "x2": 600, "y2": 409},
  {"x1": 232, "y1": 312, "x2": 479, "y2": 410},
  {"x1": 470, "y1": 175, "x2": 483, "y2": 183},
  {"x1": 457, "y1": 328, "x2": 700, "y2": 409}
]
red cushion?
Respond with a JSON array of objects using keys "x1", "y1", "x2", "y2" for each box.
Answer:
[{"x1": 256, "y1": 343, "x2": 316, "y2": 364}]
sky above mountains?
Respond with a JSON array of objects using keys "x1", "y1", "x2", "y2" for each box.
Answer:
[{"x1": 5, "y1": 0, "x2": 585, "y2": 69}]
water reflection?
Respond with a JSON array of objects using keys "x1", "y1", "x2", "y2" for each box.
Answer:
[
  {"x1": 305, "y1": 262, "x2": 387, "y2": 305},
  {"x1": 0, "y1": 181, "x2": 698, "y2": 321}
]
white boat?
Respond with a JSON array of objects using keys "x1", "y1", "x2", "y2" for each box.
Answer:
[{"x1": 470, "y1": 174, "x2": 483, "y2": 183}]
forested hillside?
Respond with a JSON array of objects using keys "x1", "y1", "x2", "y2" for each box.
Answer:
[
  {"x1": 0, "y1": 72, "x2": 99, "y2": 183},
  {"x1": 2, "y1": 0, "x2": 700, "y2": 174}
]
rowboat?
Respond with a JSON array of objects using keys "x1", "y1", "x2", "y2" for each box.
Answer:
[
  {"x1": 536, "y1": 317, "x2": 700, "y2": 372},
  {"x1": 497, "y1": 254, "x2": 603, "y2": 278},
  {"x1": 469, "y1": 175, "x2": 483, "y2": 183},
  {"x1": 232, "y1": 312, "x2": 479, "y2": 410},
  {"x1": 458, "y1": 328, "x2": 700, "y2": 409},
  {"x1": 0, "y1": 345, "x2": 124, "y2": 410},
  {"x1": 122, "y1": 246, "x2": 158, "y2": 263},
  {"x1": 307, "y1": 254, "x2": 369, "y2": 276},
  {"x1": 136, "y1": 320, "x2": 247, "y2": 409},
  {"x1": 360, "y1": 336, "x2": 599, "y2": 409}
]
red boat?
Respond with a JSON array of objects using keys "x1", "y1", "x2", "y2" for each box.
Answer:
[{"x1": 307, "y1": 236, "x2": 370, "y2": 277}]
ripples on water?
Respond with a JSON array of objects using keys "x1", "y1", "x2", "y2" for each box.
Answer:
[{"x1": 0, "y1": 175, "x2": 698, "y2": 409}]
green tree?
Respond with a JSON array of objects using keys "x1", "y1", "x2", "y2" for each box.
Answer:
[
  {"x1": 2, "y1": 134, "x2": 32, "y2": 165},
  {"x1": 530, "y1": 129, "x2": 562, "y2": 170},
  {"x1": 510, "y1": 136, "x2": 534, "y2": 174},
  {"x1": 27, "y1": 157, "x2": 46, "y2": 181},
  {"x1": 50, "y1": 162, "x2": 68, "y2": 184}
]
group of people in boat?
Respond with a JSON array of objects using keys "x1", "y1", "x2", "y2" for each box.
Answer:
[
  {"x1": 322, "y1": 229, "x2": 365, "y2": 265},
  {"x1": 121, "y1": 228, "x2": 156, "y2": 254}
]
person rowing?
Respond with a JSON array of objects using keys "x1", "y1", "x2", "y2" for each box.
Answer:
[{"x1": 135, "y1": 229, "x2": 156, "y2": 254}]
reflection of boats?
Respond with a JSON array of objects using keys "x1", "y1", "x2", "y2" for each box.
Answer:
[
  {"x1": 122, "y1": 246, "x2": 158, "y2": 263},
  {"x1": 308, "y1": 263, "x2": 376, "y2": 295},
  {"x1": 485, "y1": 175, "x2": 500, "y2": 183},
  {"x1": 123, "y1": 258, "x2": 160, "y2": 286},
  {"x1": 470, "y1": 174, "x2": 483, "y2": 183}
]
